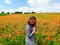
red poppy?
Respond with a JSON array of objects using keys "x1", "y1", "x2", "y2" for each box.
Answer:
[
  {"x1": 48, "y1": 36, "x2": 51, "y2": 41},
  {"x1": 0, "y1": 25, "x2": 2, "y2": 28},
  {"x1": 0, "y1": 43, "x2": 2, "y2": 45}
]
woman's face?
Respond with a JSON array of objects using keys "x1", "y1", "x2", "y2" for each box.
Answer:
[{"x1": 29, "y1": 19, "x2": 35, "y2": 24}]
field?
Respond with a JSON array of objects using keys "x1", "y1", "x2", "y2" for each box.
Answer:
[{"x1": 0, "y1": 13, "x2": 60, "y2": 45}]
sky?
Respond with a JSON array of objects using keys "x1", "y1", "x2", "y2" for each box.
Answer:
[{"x1": 0, "y1": 0, "x2": 60, "y2": 13}]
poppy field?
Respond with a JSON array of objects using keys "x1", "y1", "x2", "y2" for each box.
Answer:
[{"x1": 0, "y1": 13, "x2": 60, "y2": 45}]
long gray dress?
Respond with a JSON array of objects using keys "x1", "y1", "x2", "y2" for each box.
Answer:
[{"x1": 25, "y1": 24, "x2": 36, "y2": 45}]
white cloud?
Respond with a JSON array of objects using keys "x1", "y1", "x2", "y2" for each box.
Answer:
[
  {"x1": 25, "y1": 0, "x2": 60, "y2": 12},
  {"x1": 45, "y1": 3, "x2": 60, "y2": 12},
  {"x1": 5, "y1": 0, "x2": 11, "y2": 4},
  {"x1": 17, "y1": 7, "x2": 32, "y2": 12},
  {"x1": 27, "y1": 0, "x2": 52, "y2": 8},
  {"x1": 16, "y1": 0, "x2": 60, "y2": 13},
  {"x1": 16, "y1": 4, "x2": 60, "y2": 13},
  {"x1": 16, "y1": 7, "x2": 43, "y2": 13},
  {"x1": 0, "y1": 9, "x2": 15, "y2": 13}
]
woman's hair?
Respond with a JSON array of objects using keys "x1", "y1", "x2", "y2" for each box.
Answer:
[{"x1": 28, "y1": 16, "x2": 36, "y2": 27}]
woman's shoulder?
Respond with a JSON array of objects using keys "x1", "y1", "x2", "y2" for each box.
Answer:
[
  {"x1": 26, "y1": 24, "x2": 30, "y2": 28},
  {"x1": 26, "y1": 24, "x2": 31, "y2": 30},
  {"x1": 26, "y1": 24, "x2": 32, "y2": 29}
]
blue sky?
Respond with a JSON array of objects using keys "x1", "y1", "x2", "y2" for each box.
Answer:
[
  {"x1": 0, "y1": 0, "x2": 28, "y2": 10},
  {"x1": 0, "y1": 0, "x2": 60, "y2": 13}
]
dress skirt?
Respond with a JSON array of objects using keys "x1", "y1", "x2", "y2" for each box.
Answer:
[
  {"x1": 25, "y1": 24, "x2": 36, "y2": 45},
  {"x1": 25, "y1": 36, "x2": 36, "y2": 45}
]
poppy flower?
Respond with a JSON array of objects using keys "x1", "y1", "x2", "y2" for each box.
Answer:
[
  {"x1": 48, "y1": 36, "x2": 51, "y2": 41},
  {"x1": 0, "y1": 43, "x2": 2, "y2": 45}
]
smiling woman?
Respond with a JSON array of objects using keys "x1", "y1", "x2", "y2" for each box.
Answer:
[{"x1": 25, "y1": 16, "x2": 37, "y2": 45}]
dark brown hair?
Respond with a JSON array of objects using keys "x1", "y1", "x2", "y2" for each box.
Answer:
[{"x1": 28, "y1": 16, "x2": 36, "y2": 27}]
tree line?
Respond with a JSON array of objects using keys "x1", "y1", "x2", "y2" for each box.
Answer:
[{"x1": 0, "y1": 11, "x2": 36, "y2": 15}]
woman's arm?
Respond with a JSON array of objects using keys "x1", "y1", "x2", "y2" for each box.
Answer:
[
  {"x1": 29, "y1": 27, "x2": 36, "y2": 37},
  {"x1": 29, "y1": 23, "x2": 37, "y2": 37},
  {"x1": 26, "y1": 25, "x2": 37, "y2": 38}
]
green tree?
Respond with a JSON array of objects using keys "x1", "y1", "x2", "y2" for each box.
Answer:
[
  {"x1": 7, "y1": 12, "x2": 10, "y2": 14},
  {"x1": 14, "y1": 12, "x2": 23, "y2": 14},
  {"x1": 0, "y1": 11, "x2": 6, "y2": 16}
]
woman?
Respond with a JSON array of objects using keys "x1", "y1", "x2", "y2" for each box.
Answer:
[{"x1": 25, "y1": 16, "x2": 37, "y2": 45}]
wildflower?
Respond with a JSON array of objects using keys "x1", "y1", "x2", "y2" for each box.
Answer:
[
  {"x1": 0, "y1": 25, "x2": 2, "y2": 28},
  {"x1": 47, "y1": 36, "x2": 51, "y2": 41},
  {"x1": 0, "y1": 43, "x2": 2, "y2": 45}
]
